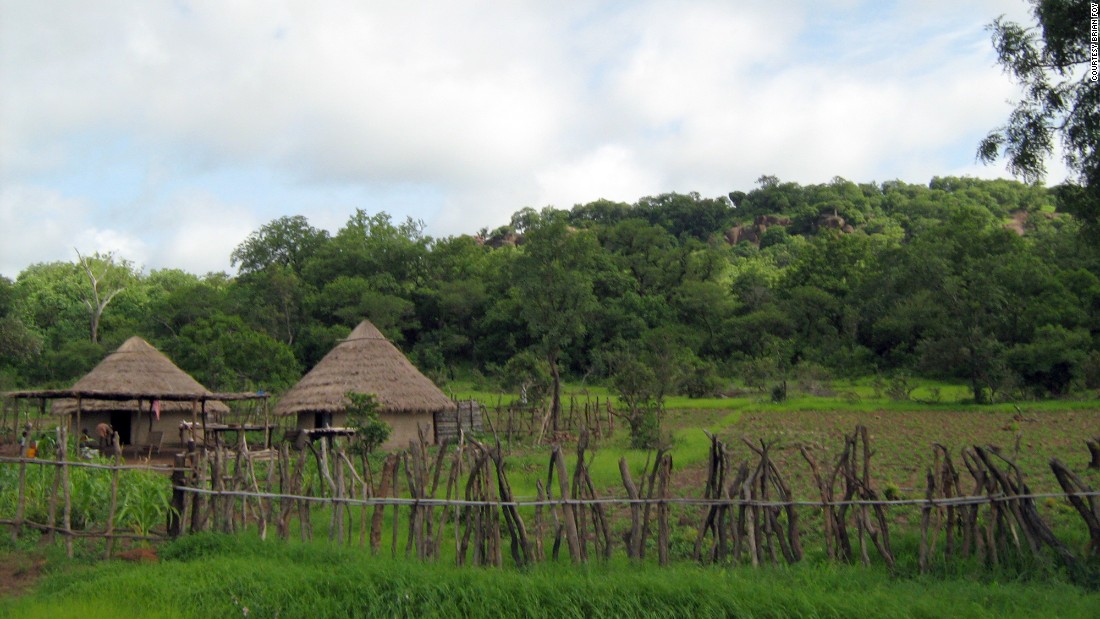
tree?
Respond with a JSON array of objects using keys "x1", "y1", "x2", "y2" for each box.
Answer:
[
  {"x1": 232, "y1": 265, "x2": 310, "y2": 345},
  {"x1": 569, "y1": 198, "x2": 632, "y2": 227},
  {"x1": 1007, "y1": 324, "x2": 1090, "y2": 395},
  {"x1": 231, "y1": 215, "x2": 329, "y2": 276},
  {"x1": 309, "y1": 276, "x2": 416, "y2": 342},
  {"x1": 609, "y1": 355, "x2": 662, "y2": 448},
  {"x1": 74, "y1": 250, "x2": 134, "y2": 344},
  {"x1": 897, "y1": 215, "x2": 1022, "y2": 402},
  {"x1": 671, "y1": 280, "x2": 737, "y2": 354},
  {"x1": 33, "y1": 339, "x2": 106, "y2": 387},
  {"x1": 305, "y1": 210, "x2": 430, "y2": 295},
  {"x1": 634, "y1": 192, "x2": 734, "y2": 241},
  {"x1": 12, "y1": 262, "x2": 89, "y2": 349},
  {"x1": 978, "y1": 1, "x2": 1099, "y2": 221},
  {"x1": 607, "y1": 329, "x2": 687, "y2": 449},
  {"x1": 231, "y1": 216, "x2": 330, "y2": 347},
  {"x1": 141, "y1": 270, "x2": 229, "y2": 341},
  {"x1": 599, "y1": 218, "x2": 682, "y2": 296},
  {"x1": 510, "y1": 208, "x2": 600, "y2": 431},
  {"x1": 172, "y1": 314, "x2": 300, "y2": 391},
  {"x1": 497, "y1": 349, "x2": 553, "y2": 406},
  {"x1": 0, "y1": 276, "x2": 40, "y2": 386},
  {"x1": 414, "y1": 235, "x2": 497, "y2": 371}
]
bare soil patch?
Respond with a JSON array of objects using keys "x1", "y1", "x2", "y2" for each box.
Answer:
[
  {"x1": 0, "y1": 551, "x2": 47, "y2": 599},
  {"x1": 717, "y1": 408, "x2": 1100, "y2": 497}
]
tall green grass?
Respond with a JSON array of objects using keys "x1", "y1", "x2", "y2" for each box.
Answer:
[
  {"x1": 0, "y1": 458, "x2": 173, "y2": 536},
  {"x1": 3, "y1": 533, "x2": 1098, "y2": 618}
]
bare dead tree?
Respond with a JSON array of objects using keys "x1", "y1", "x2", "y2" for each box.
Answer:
[{"x1": 75, "y1": 249, "x2": 129, "y2": 344}]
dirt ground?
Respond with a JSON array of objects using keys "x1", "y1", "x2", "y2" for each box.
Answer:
[
  {"x1": 0, "y1": 551, "x2": 47, "y2": 598},
  {"x1": 667, "y1": 407, "x2": 1100, "y2": 501}
]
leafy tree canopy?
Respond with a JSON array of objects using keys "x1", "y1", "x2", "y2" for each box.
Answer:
[{"x1": 978, "y1": 1, "x2": 1100, "y2": 222}]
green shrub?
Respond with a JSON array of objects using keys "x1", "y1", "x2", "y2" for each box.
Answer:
[{"x1": 345, "y1": 392, "x2": 391, "y2": 455}]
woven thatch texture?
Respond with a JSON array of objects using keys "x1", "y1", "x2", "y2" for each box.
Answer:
[
  {"x1": 274, "y1": 320, "x2": 456, "y2": 416},
  {"x1": 52, "y1": 336, "x2": 229, "y2": 415}
]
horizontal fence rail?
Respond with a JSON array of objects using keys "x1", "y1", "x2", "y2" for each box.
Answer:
[
  {"x1": 0, "y1": 455, "x2": 183, "y2": 473},
  {"x1": 168, "y1": 485, "x2": 1100, "y2": 509}
]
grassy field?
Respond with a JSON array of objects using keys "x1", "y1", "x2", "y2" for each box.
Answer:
[
  {"x1": 3, "y1": 381, "x2": 1100, "y2": 617},
  {"x1": 1, "y1": 533, "x2": 1098, "y2": 618}
]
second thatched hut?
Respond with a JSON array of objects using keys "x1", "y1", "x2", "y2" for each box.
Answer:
[{"x1": 274, "y1": 320, "x2": 456, "y2": 450}]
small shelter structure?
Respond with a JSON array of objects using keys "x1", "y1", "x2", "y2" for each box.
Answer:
[
  {"x1": 50, "y1": 336, "x2": 231, "y2": 448},
  {"x1": 274, "y1": 320, "x2": 456, "y2": 450}
]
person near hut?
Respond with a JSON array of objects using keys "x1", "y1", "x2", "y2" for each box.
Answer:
[
  {"x1": 95, "y1": 422, "x2": 113, "y2": 453},
  {"x1": 17, "y1": 423, "x2": 35, "y2": 457}
]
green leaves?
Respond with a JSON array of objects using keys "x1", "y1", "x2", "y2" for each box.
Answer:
[
  {"x1": 979, "y1": 1, "x2": 1099, "y2": 208},
  {"x1": 1007, "y1": 325, "x2": 1091, "y2": 395},
  {"x1": 0, "y1": 463, "x2": 171, "y2": 535},
  {"x1": 5, "y1": 171, "x2": 1100, "y2": 403},
  {"x1": 173, "y1": 314, "x2": 300, "y2": 392},
  {"x1": 344, "y1": 392, "x2": 390, "y2": 455},
  {"x1": 231, "y1": 215, "x2": 329, "y2": 276}
]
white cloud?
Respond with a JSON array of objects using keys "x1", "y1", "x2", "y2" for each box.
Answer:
[
  {"x1": 78, "y1": 230, "x2": 150, "y2": 269},
  {"x1": 0, "y1": 0, "x2": 1063, "y2": 275},
  {"x1": 3, "y1": 1, "x2": 575, "y2": 183},
  {"x1": 536, "y1": 144, "x2": 661, "y2": 208},
  {"x1": 0, "y1": 185, "x2": 149, "y2": 277},
  {"x1": 0, "y1": 186, "x2": 88, "y2": 277},
  {"x1": 148, "y1": 192, "x2": 259, "y2": 276},
  {"x1": 0, "y1": 184, "x2": 258, "y2": 278}
]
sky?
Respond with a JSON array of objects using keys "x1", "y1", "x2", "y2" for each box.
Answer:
[{"x1": 0, "y1": 0, "x2": 1064, "y2": 279}]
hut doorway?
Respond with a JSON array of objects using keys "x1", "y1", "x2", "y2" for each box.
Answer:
[
  {"x1": 110, "y1": 411, "x2": 132, "y2": 445},
  {"x1": 314, "y1": 412, "x2": 333, "y2": 429}
]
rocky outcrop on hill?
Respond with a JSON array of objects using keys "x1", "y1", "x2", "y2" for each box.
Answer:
[
  {"x1": 474, "y1": 230, "x2": 525, "y2": 248},
  {"x1": 725, "y1": 215, "x2": 792, "y2": 246}
]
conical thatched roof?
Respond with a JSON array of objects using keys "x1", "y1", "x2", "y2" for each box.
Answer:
[
  {"x1": 53, "y1": 336, "x2": 230, "y2": 415},
  {"x1": 274, "y1": 320, "x2": 456, "y2": 417}
]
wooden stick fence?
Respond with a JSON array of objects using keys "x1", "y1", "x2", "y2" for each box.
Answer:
[
  {"x1": 2, "y1": 425, "x2": 1099, "y2": 573},
  {"x1": 476, "y1": 394, "x2": 616, "y2": 448}
]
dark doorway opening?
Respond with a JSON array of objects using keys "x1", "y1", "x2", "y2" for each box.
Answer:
[{"x1": 109, "y1": 411, "x2": 132, "y2": 445}]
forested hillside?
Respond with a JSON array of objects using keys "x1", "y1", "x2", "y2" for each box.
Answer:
[{"x1": 2, "y1": 176, "x2": 1097, "y2": 405}]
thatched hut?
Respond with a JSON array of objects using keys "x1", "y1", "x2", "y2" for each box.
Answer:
[
  {"x1": 52, "y1": 336, "x2": 230, "y2": 448},
  {"x1": 274, "y1": 320, "x2": 456, "y2": 450}
]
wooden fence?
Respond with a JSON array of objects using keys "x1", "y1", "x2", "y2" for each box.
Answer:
[
  {"x1": 0, "y1": 424, "x2": 166, "y2": 559},
  {"x1": 2, "y1": 425, "x2": 1099, "y2": 572},
  {"x1": 476, "y1": 394, "x2": 616, "y2": 445}
]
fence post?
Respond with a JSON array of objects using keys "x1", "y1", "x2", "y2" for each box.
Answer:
[
  {"x1": 104, "y1": 432, "x2": 122, "y2": 559},
  {"x1": 54, "y1": 424, "x2": 74, "y2": 558},
  {"x1": 10, "y1": 456, "x2": 27, "y2": 543},
  {"x1": 169, "y1": 453, "x2": 187, "y2": 537},
  {"x1": 550, "y1": 446, "x2": 581, "y2": 563}
]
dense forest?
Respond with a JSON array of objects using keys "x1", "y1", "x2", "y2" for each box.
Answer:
[{"x1": 2, "y1": 176, "x2": 1098, "y2": 409}]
